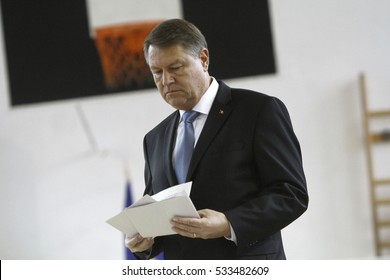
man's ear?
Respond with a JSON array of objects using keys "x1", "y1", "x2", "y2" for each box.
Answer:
[{"x1": 199, "y1": 48, "x2": 209, "y2": 71}]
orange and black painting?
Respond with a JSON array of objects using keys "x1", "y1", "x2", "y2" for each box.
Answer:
[
  {"x1": 1, "y1": 0, "x2": 275, "y2": 106},
  {"x1": 94, "y1": 21, "x2": 161, "y2": 92}
]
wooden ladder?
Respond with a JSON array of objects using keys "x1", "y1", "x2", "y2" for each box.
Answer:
[{"x1": 359, "y1": 73, "x2": 390, "y2": 256}]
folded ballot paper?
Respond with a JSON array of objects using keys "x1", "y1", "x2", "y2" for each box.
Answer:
[{"x1": 106, "y1": 182, "x2": 199, "y2": 238}]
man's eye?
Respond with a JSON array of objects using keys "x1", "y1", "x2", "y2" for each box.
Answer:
[{"x1": 171, "y1": 66, "x2": 183, "y2": 71}]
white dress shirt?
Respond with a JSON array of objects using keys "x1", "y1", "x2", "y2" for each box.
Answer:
[{"x1": 173, "y1": 77, "x2": 219, "y2": 159}]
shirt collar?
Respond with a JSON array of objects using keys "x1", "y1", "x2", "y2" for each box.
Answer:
[{"x1": 179, "y1": 77, "x2": 219, "y2": 118}]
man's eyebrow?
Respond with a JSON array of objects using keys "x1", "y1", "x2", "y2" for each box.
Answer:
[
  {"x1": 169, "y1": 59, "x2": 185, "y2": 66},
  {"x1": 150, "y1": 59, "x2": 185, "y2": 70}
]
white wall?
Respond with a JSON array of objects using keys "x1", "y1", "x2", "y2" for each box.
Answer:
[{"x1": 1, "y1": 0, "x2": 389, "y2": 259}]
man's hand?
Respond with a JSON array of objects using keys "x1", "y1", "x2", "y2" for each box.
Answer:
[
  {"x1": 171, "y1": 209, "x2": 231, "y2": 239},
  {"x1": 125, "y1": 233, "x2": 154, "y2": 253}
]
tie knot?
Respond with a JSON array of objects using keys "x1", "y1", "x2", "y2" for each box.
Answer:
[{"x1": 182, "y1": 110, "x2": 200, "y2": 124}]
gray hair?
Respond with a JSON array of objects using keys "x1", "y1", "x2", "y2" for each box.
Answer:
[{"x1": 144, "y1": 18, "x2": 208, "y2": 63}]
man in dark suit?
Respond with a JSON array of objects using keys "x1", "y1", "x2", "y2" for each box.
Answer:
[{"x1": 125, "y1": 18, "x2": 308, "y2": 260}]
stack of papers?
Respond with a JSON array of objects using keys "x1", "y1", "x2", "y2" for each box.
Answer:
[{"x1": 106, "y1": 182, "x2": 199, "y2": 238}]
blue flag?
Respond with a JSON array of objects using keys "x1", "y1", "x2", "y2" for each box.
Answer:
[
  {"x1": 124, "y1": 179, "x2": 164, "y2": 260},
  {"x1": 155, "y1": 251, "x2": 164, "y2": 260},
  {"x1": 124, "y1": 180, "x2": 136, "y2": 260}
]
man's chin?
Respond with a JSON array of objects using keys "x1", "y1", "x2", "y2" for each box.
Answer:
[{"x1": 168, "y1": 100, "x2": 192, "y2": 111}]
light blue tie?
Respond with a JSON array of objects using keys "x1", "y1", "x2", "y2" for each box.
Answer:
[{"x1": 175, "y1": 110, "x2": 200, "y2": 184}]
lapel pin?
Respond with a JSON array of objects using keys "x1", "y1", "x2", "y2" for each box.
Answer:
[{"x1": 219, "y1": 109, "x2": 224, "y2": 115}]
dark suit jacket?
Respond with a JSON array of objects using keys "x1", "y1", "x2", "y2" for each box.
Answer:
[{"x1": 138, "y1": 81, "x2": 308, "y2": 260}]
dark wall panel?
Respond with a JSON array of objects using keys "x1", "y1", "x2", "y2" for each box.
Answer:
[
  {"x1": 1, "y1": 0, "x2": 108, "y2": 105},
  {"x1": 182, "y1": 0, "x2": 276, "y2": 79}
]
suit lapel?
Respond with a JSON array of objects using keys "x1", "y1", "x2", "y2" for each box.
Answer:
[
  {"x1": 164, "y1": 111, "x2": 180, "y2": 187},
  {"x1": 187, "y1": 81, "x2": 233, "y2": 181}
]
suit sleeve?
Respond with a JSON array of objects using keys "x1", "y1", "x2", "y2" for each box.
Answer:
[
  {"x1": 133, "y1": 135, "x2": 164, "y2": 260},
  {"x1": 224, "y1": 97, "x2": 308, "y2": 248}
]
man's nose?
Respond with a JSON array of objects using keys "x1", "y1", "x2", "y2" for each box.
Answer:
[{"x1": 162, "y1": 71, "x2": 175, "y2": 86}]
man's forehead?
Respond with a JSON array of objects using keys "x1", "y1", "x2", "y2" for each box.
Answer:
[{"x1": 148, "y1": 45, "x2": 190, "y2": 67}]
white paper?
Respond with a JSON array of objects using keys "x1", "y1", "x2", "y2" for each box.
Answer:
[
  {"x1": 106, "y1": 182, "x2": 199, "y2": 237},
  {"x1": 151, "y1": 181, "x2": 192, "y2": 201},
  {"x1": 106, "y1": 211, "x2": 138, "y2": 237}
]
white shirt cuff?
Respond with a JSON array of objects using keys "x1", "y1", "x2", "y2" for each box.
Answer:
[{"x1": 225, "y1": 223, "x2": 237, "y2": 245}]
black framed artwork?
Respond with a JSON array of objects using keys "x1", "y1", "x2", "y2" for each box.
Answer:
[{"x1": 0, "y1": 0, "x2": 275, "y2": 106}]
